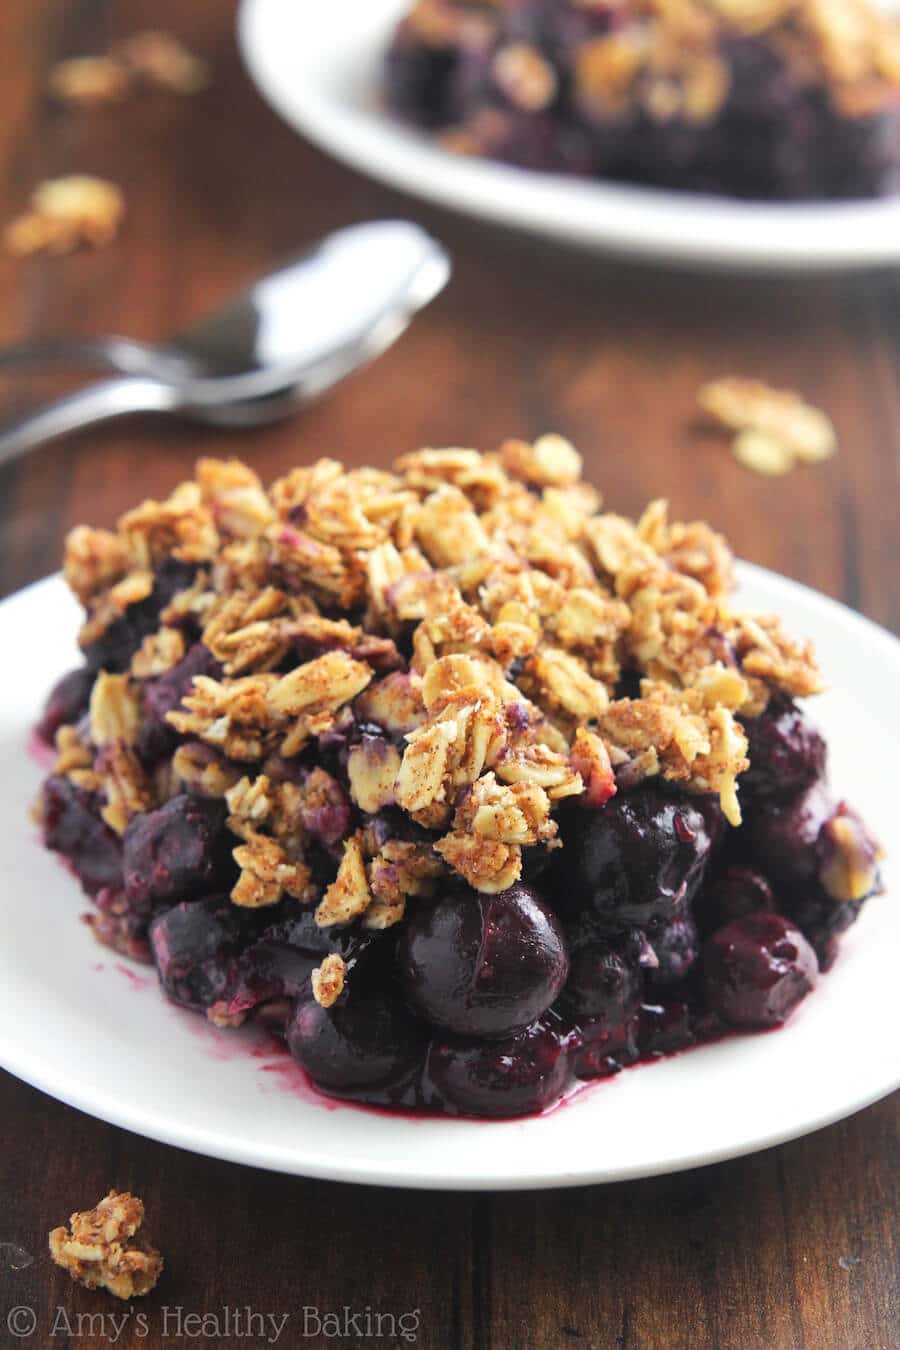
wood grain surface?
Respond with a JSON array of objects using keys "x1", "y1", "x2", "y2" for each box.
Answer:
[{"x1": 0, "y1": 3, "x2": 897, "y2": 1348}]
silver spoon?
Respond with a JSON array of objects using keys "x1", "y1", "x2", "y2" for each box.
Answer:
[{"x1": 0, "y1": 219, "x2": 450, "y2": 464}]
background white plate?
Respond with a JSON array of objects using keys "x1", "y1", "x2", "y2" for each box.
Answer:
[
  {"x1": 239, "y1": 0, "x2": 900, "y2": 273},
  {"x1": 0, "y1": 567, "x2": 897, "y2": 1189}
]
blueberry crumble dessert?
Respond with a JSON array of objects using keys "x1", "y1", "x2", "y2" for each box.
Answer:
[
  {"x1": 385, "y1": 0, "x2": 900, "y2": 200},
  {"x1": 35, "y1": 442, "x2": 883, "y2": 1118}
]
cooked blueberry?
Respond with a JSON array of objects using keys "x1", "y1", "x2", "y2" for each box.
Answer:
[
  {"x1": 645, "y1": 913, "x2": 699, "y2": 995},
  {"x1": 520, "y1": 842, "x2": 556, "y2": 882},
  {"x1": 400, "y1": 882, "x2": 569, "y2": 1038},
  {"x1": 151, "y1": 557, "x2": 200, "y2": 612},
  {"x1": 702, "y1": 913, "x2": 818, "y2": 1028},
  {"x1": 296, "y1": 768, "x2": 351, "y2": 849},
  {"x1": 286, "y1": 993, "x2": 427, "y2": 1091},
  {"x1": 215, "y1": 938, "x2": 317, "y2": 1023},
  {"x1": 563, "y1": 922, "x2": 647, "y2": 1023},
  {"x1": 613, "y1": 669, "x2": 643, "y2": 701},
  {"x1": 427, "y1": 1018, "x2": 570, "y2": 1117},
  {"x1": 385, "y1": 23, "x2": 459, "y2": 127},
  {"x1": 41, "y1": 774, "x2": 123, "y2": 896},
  {"x1": 694, "y1": 865, "x2": 775, "y2": 936},
  {"x1": 638, "y1": 1001, "x2": 696, "y2": 1056},
  {"x1": 743, "y1": 780, "x2": 834, "y2": 889},
  {"x1": 150, "y1": 896, "x2": 248, "y2": 1010},
  {"x1": 557, "y1": 783, "x2": 715, "y2": 926},
  {"x1": 571, "y1": 1011, "x2": 640, "y2": 1081},
  {"x1": 136, "y1": 643, "x2": 222, "y2": 765},
  {"x1": 82, "y1": 602, "x2": 158, "y2": 674},
  {"x1": 123, "y1": 794, "x2": 233, "y2": 907},
  {"x1": 774, "y1": 806, "x2": 881, "y2": 969},
  {"x1": 82, "y1": 560, "x2": 198, "y2": 674},
  {"x1": 780, "y1": 890, "x2": 863, "y2": 972},
  {"x1": 218, "y1": 907, "x2": 388, "y2": 1022},
  {"x1": 36, "y1": 667, "x2": 95, "y2": 744},
  {"x1": 741, "y1": 697, "x2": 827, "y2": 803}
]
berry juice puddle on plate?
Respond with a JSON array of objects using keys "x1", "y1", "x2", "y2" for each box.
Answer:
[
  {"x1": 385, "y1": 0, "x2": 900, "y2": 201},
  {"x1": 35, "y1": 439, "x2": 884, "y2": 1119}
]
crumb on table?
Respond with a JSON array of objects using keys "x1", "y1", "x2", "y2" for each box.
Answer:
[{"x1": 48, "y1": 1190, "x2": 162, "y2": 1299}]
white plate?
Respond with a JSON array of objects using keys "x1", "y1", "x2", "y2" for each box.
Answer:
[
  {"x1": 238, "y1": 0, "x2": 900, "y2": 273},
  {"x1": 0, "y1": 567, "x2": 897, "y2": 1189}
]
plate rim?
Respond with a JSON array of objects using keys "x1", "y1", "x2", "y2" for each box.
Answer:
[
  {"x1": 238, "y1": 0, "x2": 900, "y2": 274},
  {"x1": 1, "y1": 565, "x2": 898, "y2": 1190}
]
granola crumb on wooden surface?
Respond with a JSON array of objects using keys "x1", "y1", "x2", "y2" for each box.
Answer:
[{"x1": 48, "y1": 1191, "x2": 162, "y2": 1299}]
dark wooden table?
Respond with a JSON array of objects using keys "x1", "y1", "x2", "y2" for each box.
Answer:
[{"x1": 0, "y1": 3, "x2": 897, "y2": 1347}]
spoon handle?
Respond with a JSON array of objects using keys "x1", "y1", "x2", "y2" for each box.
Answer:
[
  {"x1": 0, "y1": 376, "x2": 177, "y2": 465},
  {"x1": 0, "y1": 336, "x2": 157, "y2": 377}
]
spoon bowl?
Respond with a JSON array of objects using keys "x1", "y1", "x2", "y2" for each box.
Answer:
[{"x1": 0, "y1": 219, "x2": 450, "y2": 463}]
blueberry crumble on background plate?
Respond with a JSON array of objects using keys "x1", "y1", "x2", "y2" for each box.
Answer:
[
  {"x1": 25, "y1": 441, "x2": 888, "y2": 1133},
  {"x1": 239, "y1": 0, "x2": 900, "y2": 270},
  {"x1": 385, "y1": 0, "x2": 900, "y2": 201}
]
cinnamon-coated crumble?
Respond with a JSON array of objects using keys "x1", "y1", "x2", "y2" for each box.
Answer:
[{"x1": 49, "y1": 1191, "x2": 162, "y2": 1299}]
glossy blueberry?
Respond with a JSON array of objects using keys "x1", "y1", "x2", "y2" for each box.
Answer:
[
  {"x1": 638, "y1": 1001, "x2": 696, "y2": 1056},
  {"x1": 741, "y1": 697, "x2": 827, "y2": 803},
  {"x1": 427, "y1": 1018, "x2": 570, "y2": 1118},
  {"x1": 122, "y1": 794, "x2": 233, "y2": 908},
  {"x1": 36, "y1": 667, "x2": 95, "y2": 745},
  {"x1": 694, "y1": 865, "x2": 776, "y2": 937},
  {"x1": 219, "y1": 907, "x2": 388, "y2": 1024},
  {"x1": 41, "y1": 774, "x2": 123, "y2": 896},
  {"x1": 780, "y1": 890, "x2": 862, "y2": 973},
  {"x1": 702, "y1": 913, "x2": 818, "y2": 1028},
  {"x1": 777, "y1": 802, "x2": 881, "y2": 971},
  {"x1": 645, "y1": 913, "x2": 699, "y2": 996},
  {"x1": 287, "y1": 993, "x2": 427, "y2": 1092},
  {"x1": 150, "y1": 896, "x2": 248, "y2": 1010},
  {"x1": 563, "y1": 922, "x2": 647, "y2": 1023},
  {"x1": 571, "y1": 1011, "x2": 640, "y2": 1081},
  {"x1": 558, "y1": 783, "x2": 715, "y2": 927},
  {"x1": 742, "y1": 780, "x2": 834, "y2": 889},
  {"x1": 400, "y1": 883, "x2": 569, "y2": 1038}
]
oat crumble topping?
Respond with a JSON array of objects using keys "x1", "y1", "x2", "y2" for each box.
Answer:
[
  {"x1": 48, "y1": 1191, "x2": 162, "y2": 1299},
  {"x1": 115, "y1": 30, "x2": 210, "y2": 93},
  {"x1": 50, "y1": 444, "x2": 828, "y2": 951},
  {"x1": 699, "y1": 376, "x2": 838, "y2": 474},
  {"x1": 388, "y1": 0, "x2": 900, "y2": 202},
  {"x1": 403, "y1": 0, "x2": 900, "y2": 122},
  {"x1": 4, "y1": 175, "x2": 124, "y2": 257},
  {"x1": 311, "y1": 952, "x2": 347, "y2": 1007},
  {"x1": 49, "y1": 30, "x2": 208, "y2": 107},
  {"x1": 49, "y1": 56, "x2": 131, "y2": 106}
]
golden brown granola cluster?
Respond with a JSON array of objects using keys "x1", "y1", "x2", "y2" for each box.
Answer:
[
  {"x1": 5, "y1": 33, "x2": 206, "y2": 257},
  {"x1": 699, "y1": 376, "x2": 837, "y2": 475},
  {"x1": 54, "y1": 442, "x2": 824, "y2": 965},
  {"x1": 49, "y1": 1191, "x2": 162, "y2": 1299},
  {"x1": 578, "y1": 0, "x2": 900, "y2": 123},
  {"x1": 48, "y1": 30, "x2": 209, "y2": 106},
  {"x1": 4, "y1": 176, "x2": 125, "y2": 257}
]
